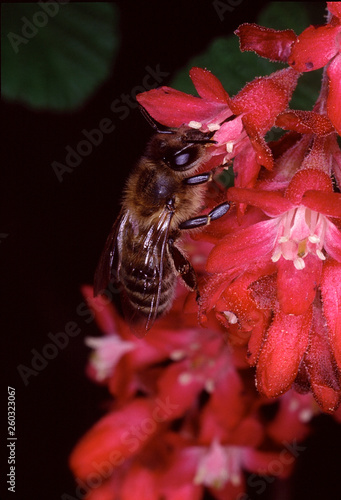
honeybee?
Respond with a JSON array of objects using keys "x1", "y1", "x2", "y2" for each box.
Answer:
[{"x1": 94, "y1": 122, "x2": 230, "y2": 335}]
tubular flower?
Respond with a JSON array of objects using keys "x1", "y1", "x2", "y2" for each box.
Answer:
[
  {"x1": 204, "y1": 167, "x2": 341, "y2": 411},
  {"x1": 69, "y1": 287, "x2": 312, "y2": 499},
  {"x1": 236, "y1": 2, "x2": 341, "y2": 135},
  {"x1": 194, "y1": 4, "x2": 341, "y2": 410},
  {"x1": 137, "y1": 66, "x2": 298, "y2": 187},
  {"x1": 71, "y1": 5, "x2": 341, "y2": 498}
]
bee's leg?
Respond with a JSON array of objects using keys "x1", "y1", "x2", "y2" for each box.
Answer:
[
  {"x1": 179, "y1": 202, "x2": 230, "y2": 230},
  {"x1": 183, "y1": 171, "x2": 214, "y2": 185},
  {"x1": 183, "y1": 166, "x2": 228, "y2": 195},
  {"x1": 168, "y1": 239, "x2": 197, "y2": 290}
]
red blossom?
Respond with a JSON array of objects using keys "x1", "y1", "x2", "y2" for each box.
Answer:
[
  {"x1": 70, "y1": 285, "x2": 312, "y2": 499},
  {"x1": 203, "y1": 165, "x2": 341, "y2": 407},
  {"x1": 236, "y1": 4, "x2": 341, "y2": 135},
  {"x1": 136, "y1": 67, "x2": 232, "y2": 130},
  {"x1": 137, "y1": 66, "x2": 298, "y2": 183},
  {"x1": 236, "y1": 24, "x2": 296, "y2": 62},
  {"x1": 71, "y1": 5, "x2": 341, "y2": 498}
]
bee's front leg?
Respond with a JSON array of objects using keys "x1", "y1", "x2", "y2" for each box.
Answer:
[{"x1": 179, "y1": 202, "x2": 230, "y2": 230}]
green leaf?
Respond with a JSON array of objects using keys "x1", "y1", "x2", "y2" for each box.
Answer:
[
  {"x1": 258, "y1": 1, "x2": 309, "y2": 33},
  {"x1": 170, "y1": 2, "x2": 322, "y2": 110},
  {"x1": 1, "y1": 3, "x2": 119, "y2": 111}
]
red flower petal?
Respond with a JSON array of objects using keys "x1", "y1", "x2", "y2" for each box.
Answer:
[
  {"x1": 285, "y1": 169, "x2": 333, "y2": 205},
  {"x1": 156, "y1": 361, "x2": 204, "y2": 418},
  {"x1": 327, "y1": 54, "x2": 341, "y2": 136},
  {"x1": 233, "y1": 142, "x2": 263, "y2": 188},
  {"x1": 215, "y1": 270, "x2": 272, "y2": 350},
  {"x1": 81, "y1": 285, "x2": 124, "y2": 335},
  {"x1": 276, "y1": 254, "x2": 322, "y2": 315},
  {"x1": 120, "y1": 467, "x2": 159, "y2": 500},
  {"x1": 246, "y1": 129, "x2": 274, "y2": 170},
  {"x1": 228, "y1": 187, "x2": 293, "y2": 216},
  {"x1": 230, "y1": 68, "x2": 299, "y2": 134},
  {"x1": 85, "y1": 475, "x2": 122, "y2": 500},
  {"x1": 267, "y1": 392, "x2": 313, "y2": 443},
  {"x1": 322, "y1": 260, "x2": 341, "y2": 370},
  {"x1": 136, "y1": 87, "x2": 227, "y2": 127},
  {"x1": 327, "y1": 2, "x2": 341, "y2": 19},
  {"x1": 330, "y1": 134, "x2": 341, "y2": 187},
  {"x1": 189, "y1": 67, "x2": 230, "y2": 103},
  {"x1": 243, "y1": 449, "x2": 293, "y2": 477},
  {"x1": 256, "y1": 308, "x2": 312, "y2": 397},
  {"x1": 230, "y1": 418, "x2": 264, "y2": 447},
  {"x1": 288, "y1": 24, "x2": 341, "y2": 72},
  {"x1": 70, "y1": 399, "x2": 156, "y2": 479},
  {"x1": 304, "y1": 305, "x2": 341, "y2": 412},
  {"x1": 302, "y1": 190, "x2": 341, "y2": 218},
  {"x1": 276, "y1": 110, "x2": 335, "y2": 136},
  {"x1": 324, "y1": 221, "x2": 341, "y2": 262},
  {"x1": 157, "y1": 447, "x2": 202, "y2": 500},
  {"x1": 206, "y1": 219, "x2": 277, "y2": 273},
  {"x1": 236, "y1": 23, "x2": 296, "y2": 62},
  {"x1": 199, "y1": 371, "x2": 245, "y2": 442},
  {"x1": 247, "y1": 319, "x2": 268, "y2": 367}
]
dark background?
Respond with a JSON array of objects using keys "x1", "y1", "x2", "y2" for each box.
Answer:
[{"x1": 2, "y1": 1, "x2": 341, "y2": 499}]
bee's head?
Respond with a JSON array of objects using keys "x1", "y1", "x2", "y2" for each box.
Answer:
[{"x1": 139, "y1": 105, "x2": 217, "y2": 172}]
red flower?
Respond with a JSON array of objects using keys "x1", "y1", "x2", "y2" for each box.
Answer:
[
  {"x1": 70, "y1": 6, "x2": 341, "y2": 498},
  {"x1": 137, "y1": 66, "x2": 298, "y2": 187},
  {"x1": 236, "y1": 3, "x2": 341, "y2": 134},
  {"x1": 70, "y1": 286, "x2": 312, "y2": 498},
  {"x1": 203, "y1": 167, "x2": 341, "y2": 410}
]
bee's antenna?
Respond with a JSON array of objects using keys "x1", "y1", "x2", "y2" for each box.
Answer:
[{"x1": 138, "y1": 104, "x2": 173, "y2": 134}]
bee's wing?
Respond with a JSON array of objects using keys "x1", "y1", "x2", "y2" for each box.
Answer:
[
  {"x1": 124, "y1": 206, "x2": 174, "y2": 336},
  {"x1": 93, "y1": 211, "x2": 127, "y2": 296}
]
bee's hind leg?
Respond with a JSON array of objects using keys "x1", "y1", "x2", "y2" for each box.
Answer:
[{"x1": 179, "y1": 202, "x2": 230, "y2": 230}]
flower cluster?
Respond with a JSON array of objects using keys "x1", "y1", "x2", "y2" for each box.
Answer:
[
  {"x1": 71, "y1": 3, "x2": 341, "y2": 498},
  {"x1": 137, "y1": 2, "x2": 341, "y2": 412},
  {"x1": 70, "y1": 287, "x2": 314, "y2": 499}
]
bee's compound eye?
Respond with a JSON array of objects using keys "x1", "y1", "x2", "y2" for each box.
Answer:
[
  {"x1": 165, "y1": 146, "x2": 200, "y2": 171},
  {"x1": 174, "y1": 152, "x2": 190, "y2": 166}
]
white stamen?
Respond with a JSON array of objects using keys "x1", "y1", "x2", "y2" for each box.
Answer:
[
  {"x1": 207, "y1": 123, "x2": 221, "y2": 131},
  {"x1": 170, "y1": 349, "x2": 186, "y2": 361},
  {"x1": 316, "y1": 249, "x2": 326, "y2": 260},
  {"x1": 225, "y1": 141, "x2": 234, "y2": 153},
  {"x1": 279, "y1": 236, "x2": 289, "y2": 243},
  {"x1": 178, "y1": 372, "x2": 193, "y2": 385},
  {"x1": 289, "y1": 398, "x2": 299, "y2": 412},
  {"x1": 231, "y1": 473, "x2": 242, "y2": 486},
  {"x1": 271, "y1": 250, "x2": 282, "y2": 262},
  {"x1": 205, "y1": 379, "x2": 215, "y2": 393},
  {"x1": 294, "y1": 257, "x2": 305, "y2": 270},
  {"x1": 308, "y1": 234, "x2": 320, "y2": 244},
  {"x1": 223, "y1": 311, "x2": 238, "y2": 324},
  {"x1": 188, "y1": 120, "x2": 202, "y2": 129},
  {"x1": 299, "y1": 408, "x2": 313, "y2": 423}
]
